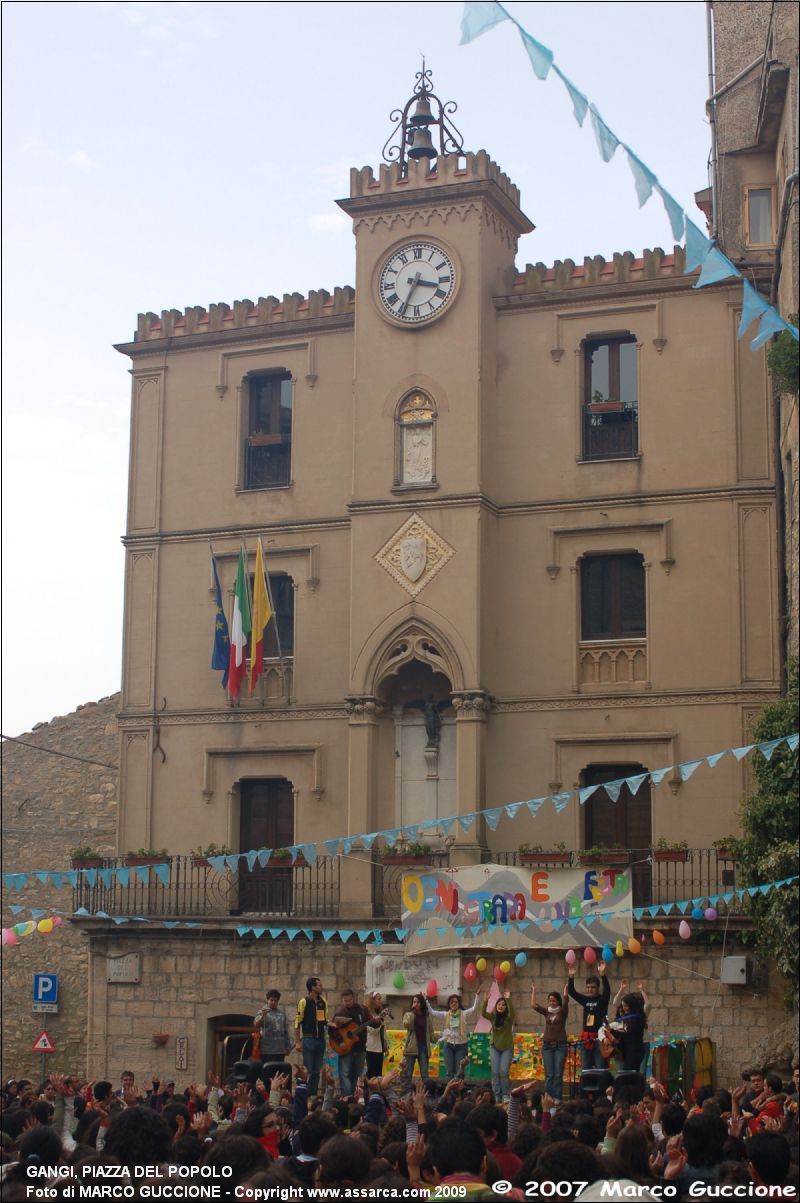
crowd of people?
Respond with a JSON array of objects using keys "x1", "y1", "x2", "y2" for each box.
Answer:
[{"x1": 1, "y1": 974, "x2": 797, "y2": 1201}]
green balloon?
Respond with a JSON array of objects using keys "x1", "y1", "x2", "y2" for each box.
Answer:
[{"x1": 392, "y1": 971, "x2": 406, "y2": 990}]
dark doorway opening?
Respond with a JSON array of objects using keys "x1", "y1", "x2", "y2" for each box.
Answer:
[
  {"x1": 239, "y1": 778, "x2": 294, "y2": 912},
  {"x1": 583, "y1": 762, "x2": 652, "y2": 905}
]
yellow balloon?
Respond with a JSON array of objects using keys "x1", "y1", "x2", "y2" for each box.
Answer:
[
  {"x1": 476, "y1": 957, "x2": 487, "y2": 973},
  {"x1": 37, "y1": 919, "x2": 54, "y2": 934},
  {"x1": 499, "y1": 960, "x2": 512, "y2": 975},
  {"x1": 615, "y1": 940, "x2": 625, "y2": 958},
  {"x1": 652, "y1": 929, "x2": 665, "y2": 946},
  {"x1": 628, "y1": 937, "x2": 642, "y2": 955}
]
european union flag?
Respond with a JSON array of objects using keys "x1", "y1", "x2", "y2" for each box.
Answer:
[{"x1": 211, "y1": 555, "x2": 230, "y2": 689}]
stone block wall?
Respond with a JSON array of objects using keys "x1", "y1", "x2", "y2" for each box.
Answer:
[
  {"x1": 1, "y1": 696, "x2": 119, "y2": 1082},
  {"x1": 78, "y1": 930, "x2": 793, "y2": 1090}
]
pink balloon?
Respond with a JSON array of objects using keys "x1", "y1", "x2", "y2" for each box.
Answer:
[
  {"x1": 583, "y1": 946, "x2": 597, "y2": 964},
  {"x1": 493, "y1": 966, "x2": 506, "y2": 982},
  {"x1": 426, "y1": 979, "x2": 438, "y2": 999},
  {"x1": 2, "y1": 929, "x2": 18, "y2": 946},
  {"x1": 678, "y1": 920, "x2": 691, "y2": 940},
  {"x1": 464, "y1": 963, "x2": 477, "y2": 983},
  {"x1": 52, "y1": 915, "x2": 63, "y2": 926},
  {"x1": 565, "y1": 949, "x2": 577, "y2": 965}
]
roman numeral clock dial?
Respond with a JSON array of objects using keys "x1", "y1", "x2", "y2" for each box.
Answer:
[{"x1": 377, "y1": 241, "x2": 457, "y2": 325}]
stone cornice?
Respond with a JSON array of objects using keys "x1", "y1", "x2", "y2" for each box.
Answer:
[{"x1": 115, "y1": 308, "x2": 354, "y2": 359}]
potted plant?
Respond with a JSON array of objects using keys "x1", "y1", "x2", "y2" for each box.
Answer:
[
  {"x1": 151, "y1": 1032, "x2": 170, "y2": 1047},
  {"x1": 266, "y1": 848, "x2": 307, "y2": 868},
  {"x1": 381, "y1": 841, "x2": 433, "y2": 865},
  {"x1": 653, "y1": 838, "x2": 690, "y2": 863},
  {"x1": 190, "y1": 842, "x2": 232, "y2": 868},
  {"x1": 248, "y1": 430, "x2": 282, "y2": 447},
  {"x1": 70, "y1": 846, "x2": 105, "y2": 869},
  {"x1": 713, "y1": 837, "x2": 739, "y2": 861},
  {"x1": 125, "y1": 848, "x2": 170, "y2": 866},
  {"x1": 586, "y1": 389, "x2": 625, "y2": 414},
  {"x1": 578, "y1": 844, "x2": 629, "y2": 867},
  {"x1": 518, "y1": 842, "x2": 572, "y2": 865}
]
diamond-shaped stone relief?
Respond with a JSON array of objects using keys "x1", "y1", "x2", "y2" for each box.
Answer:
[{"x1": 374, "y1": 513, "x2": 455, "y2": 597}]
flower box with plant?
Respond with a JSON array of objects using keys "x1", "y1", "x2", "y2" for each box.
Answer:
[
  {"x1": 125, "y1": 848, "x2": 170, "y2": 866},
  {"x1": 248, "y1": 432, "x2": 283, "y2": 447},
  {"x1": 70, "y1": 846, "x2": 105, "y2": 869},
  {"x1": 578, "y1": 844, "x2": 629, "y2": 867},
  {"x1": 265, "y1": 848, "x2": 307, "y2": 869},
  {"x1": 713, "y1": 837, "x2": 739, "y2": 861},
  {"x1": 190, "y1": 843, "x2": 232, "y2": 868},
  {"x1": 586, "y1": 390, "x2": 625, "y2": 414},
  {"x1": 653, "y1": 838, "x2": 690, "y2": 863},
  {"x1": 518, "y1": 842, "x2": 572, "y2": 865},
  {"x1": 381, "y1": 841, "x2": 433, "y2": 865}
]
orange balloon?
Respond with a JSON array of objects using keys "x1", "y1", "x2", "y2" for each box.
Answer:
[
  {"x1": 652, "y1": 929, "x2": 665, "y2": 945},
  {"x1": 628, "y1": 937, "x2": 642, "y2": 955}
]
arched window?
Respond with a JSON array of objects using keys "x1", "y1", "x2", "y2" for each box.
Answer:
[
  {"x1": 244, "y1": 371, "x2": 292, "y2": 488},
  {"x1": 395, "y1": 391, "x2": 436, "y2": 487}
]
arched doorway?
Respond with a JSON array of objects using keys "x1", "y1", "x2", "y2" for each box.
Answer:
[{"x1": 377, "y1": 659, "x2": 454, "y2": 830}]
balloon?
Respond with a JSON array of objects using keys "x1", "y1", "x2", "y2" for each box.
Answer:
[
  {"x1": 476, "y1": 957, "x2": 487, "y2": 973},
  {"x1": 602, "y1": 944, "x2": 614, "y2": 962},
  {"x1": 426, "y1": 979, "x2": 438, "y2": 999},
  {"x1": 493, "y1": 966, "x2": 506, "y2": 982},
  {"x1": 628, "y1": 937, "x2": 642, "y2": 955},
  {"x1": 514, "y1": 952, "x2": 528, "y2": 968},
  {"x1": 565, "y1": 949, "x2": 577, "y2": 965},
  {"x1": 392, "y1": 972, "x2": 406, "y2": 990},
  {"x1": 691, "y1": 907, "x2": 704, "y2": 921},
  {"x1": 704, "y1": 907, "x2": 718, "y2": 921},
  {"x1": 52, "y1": 916, "x2": 63, "y2": 926},
  {"x1": 652, "y1": 929, "x2": 666, "y2": 945},
  {"x1": 2, "y1": 929, "x2": 18, "y2": 946},
  {"x1": 678, "y1": 920, "x2": 691, "y2": 940},
  {"x1": 583, "y1": 946, "x2": 597, "y2": 964},
  {"x1": 37, "y1": 919, "x2": 54, "y2": 934},
  {"x1": 615, "y1": 940, "x2": 625, "y2": 958},
  {"x1": 464, "y1": 963, "x2": 477, "y2": 983},
  {"x1": 499, "y1": 960, "x2": 512, "y2": 975}
]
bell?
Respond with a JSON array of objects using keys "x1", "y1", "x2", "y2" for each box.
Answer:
[
  {"x1": 407, "y1": 126, "x2": 437, "y2": 161},
  {"x1": 409, "y1": 96, "x2": 434, "y2": 127}
]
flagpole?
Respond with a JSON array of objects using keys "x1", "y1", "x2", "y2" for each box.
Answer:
[{"x1": 261, "y1": 538, "x2": 283, "y2": 662}]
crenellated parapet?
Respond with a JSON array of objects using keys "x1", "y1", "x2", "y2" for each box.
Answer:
[
  {"x1": 132, "y1": 286, "x2": 355, "y2": 343},
  {"x1": 348, "y1": 149, "x2": 522, "y2": 208},
  {"x1": 502, "y1": 246, "x2": 691, "y2": 298}
]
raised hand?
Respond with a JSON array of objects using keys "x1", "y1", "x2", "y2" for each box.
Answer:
[
  {"x1": 191, "y1": 1111, "x2": 212, "y2": 1136},
  {"x1": 406, "y1": 1132, "x2": 427, "y2": 1181},
  {"x1": 511, "y1": 1080, "x2": 536, "y2": 1096},
  {"x1": 233, "y1": 1083, "x2": 250, "y2": 1110}
]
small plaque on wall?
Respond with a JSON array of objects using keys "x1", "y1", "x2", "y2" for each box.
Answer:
[
  {"x1": 106, "y1": 954, "x2": 141, "y2": 983},
  {"x1": 175, "y1": 1037, "x2": 188, "y2": 1071}
]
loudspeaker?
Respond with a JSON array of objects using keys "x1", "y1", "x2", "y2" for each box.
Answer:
[
  {"x1": 579, "y1": 1069, "x2": 614, "y2": 1100},
  {"x1": 613, "y1": 1071, "x2": 646, "y2": 1103},
  {"x1": 261, "y1": 1061, "x2": 293, "y2": 1089},
  {"x1": 232, "y1": 1057, "x2": 261, "y2": 1084}
]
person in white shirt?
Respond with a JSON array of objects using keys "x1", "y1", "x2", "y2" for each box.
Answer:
[{"x1": 428, "y1": 988, "x2": 484, "y2": 1080}]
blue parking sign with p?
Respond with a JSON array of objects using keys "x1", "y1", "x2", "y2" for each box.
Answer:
[{"x1": 33, "y1": 974, "x2": 58, "y2": 1004}]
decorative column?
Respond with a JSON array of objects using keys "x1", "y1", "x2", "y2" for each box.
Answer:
[
  {"x1": 342, "y1": 696, "x2": 385, "y2": 918},
  {"x1": 450, "y1": 690, "x2": 492, "y2": 866}
]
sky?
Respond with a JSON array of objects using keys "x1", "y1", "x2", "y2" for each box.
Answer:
[{"x1": 1, "y1": 0, "x2": 711, "y2": 738}]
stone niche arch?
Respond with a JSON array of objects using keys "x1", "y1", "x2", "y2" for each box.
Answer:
[{"x1": 352, "y1": 607, "x2": 473, "y2": 699}]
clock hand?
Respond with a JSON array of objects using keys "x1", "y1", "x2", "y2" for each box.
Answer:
[
  {"x1": 406, "y1": 277, "x2": 438, "y2": 289},
  {"x1": 399, "y1": 271, "x2": 422, "y2": 315}
]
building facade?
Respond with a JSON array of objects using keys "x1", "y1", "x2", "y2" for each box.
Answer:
[{"x1": 72, "y1": 82, "x2": 788, "y2": 1083}]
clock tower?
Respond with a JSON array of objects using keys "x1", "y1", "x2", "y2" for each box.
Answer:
[{"x1": 337, "y1": 70, "x2": 533, "y2": 871}]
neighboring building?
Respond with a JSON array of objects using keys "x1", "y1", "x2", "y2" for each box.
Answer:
[
  {"x1": 0, "y1": 698, "x2": 119, "y2": 1083},
  {"x1": 12, "y1": 67, "x2": 778, "y2": 1084},
  {"x1": 699, "y1": 0, "x2": 799, "y2": 657}
]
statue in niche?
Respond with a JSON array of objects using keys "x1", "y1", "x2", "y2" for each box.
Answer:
[
  {"x1": 405, "y1": 694, "x2": 451, "y2": 750},
  {"x1": 403, "y1": 424, "x2": 433, "y2": 484}
]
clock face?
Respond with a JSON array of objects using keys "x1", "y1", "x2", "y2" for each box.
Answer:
[{"x1": 378, "y1": 241, "x2": 457, "y2": 324}]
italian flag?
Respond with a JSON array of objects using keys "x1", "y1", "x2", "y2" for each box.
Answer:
[{"x1": 228, "y1": 549, "x2": 251, "y2": 700}]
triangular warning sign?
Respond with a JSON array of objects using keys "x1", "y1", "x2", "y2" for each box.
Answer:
[{"x1": 31, "y1": 1030, "x2": 55, "y2": 1052}]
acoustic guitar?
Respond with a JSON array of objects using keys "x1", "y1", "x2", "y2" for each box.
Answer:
[
  {"x1": 327, "y1": 1018, "x2": 370, "y2": 1056},
  {"x1": 598, "y1": 1025, "x2": 619, "y2": 1060}
]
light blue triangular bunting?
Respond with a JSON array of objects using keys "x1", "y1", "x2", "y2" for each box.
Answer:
[
  {"x1": 625, "y1": 147, "x2": 657, "y2": 206},
  {"x1": 684, "y1": 219, "x2": 712, "y2": 273},
  {"x1": 518, "y1": 26, "x2": 553, "y2": 79},
  {"x1": 694, "y1": 246, "x2": 737, "y2": 288},
  {"x1": 738, "y1": 280, "x2": 770, "y2": 338},
  {"x1": 626, "y1": 773, "x2": 649, "y2": 796},
  {"x1": 679, "y1": 760, "x2": 703, "y2": 782},
  {"x1": 654, "y1": 184, "x2": 685, "y2": 240},
  {"x1": 153, "y1": 864, "x2": 170, "y2": 885},
  {"x1": 551, "y1": 792, "x2": 572, "y2": 813},
  {"x1": 732, "y1": 743, "x2": 754, "y2": 761},
  {"x1": 460, "y1": 1, "x2": 509, "y2": 45},
  {"x1": 208, "y1": 856, "x2": 228, "y2": 874},
  {"x1": 751, "y1": 306, "x2": 790, "y2": 349},
  {"x1": 552, "y1": 64, "x2": 588, "y2": 125},
  {"x1": 483, "y1": 809, "x2": 502, "y2": 831},
  {"x1": 589, "y1": 104, "x2": 619, "y2": 162}
]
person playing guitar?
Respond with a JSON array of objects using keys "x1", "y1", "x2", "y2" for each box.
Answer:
[{"x1": 330, "y1": 988, "x2": 370, "y2": 1097}]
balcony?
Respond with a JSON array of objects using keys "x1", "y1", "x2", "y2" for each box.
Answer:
[
  {"x1": 73, "y1": 855, "x2": 339, "y2": 919},
  {"x1": 578, "y1": 638, "x2": 647, "y2": 687},
  {"x1": 582, "y1": 405, "x2": 638, "y2": 461},
  {"x1": 244, "y1": 436, "x2": 290, "y2": 489},
  {"x1": 71, "y1": 849, "x2": 740, "y2": 923}
]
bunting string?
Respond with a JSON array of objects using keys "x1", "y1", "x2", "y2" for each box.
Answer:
[
  {"x1": 459, "y1": 2, "x2": 799, "y2": 347},
  {"x1": 1, "y1": 733, "x2": 796, "y2": 893}
]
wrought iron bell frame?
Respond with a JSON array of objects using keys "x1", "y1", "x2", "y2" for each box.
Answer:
[{"x1": 382, "y1": 63, "x2": 464, "y2": 175}]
